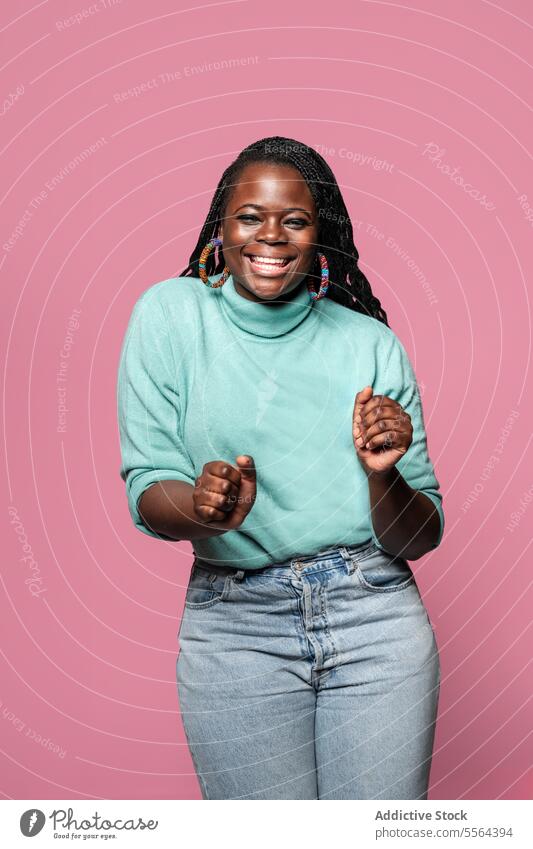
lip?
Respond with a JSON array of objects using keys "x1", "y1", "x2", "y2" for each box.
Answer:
[
  {"x1": 243, "y1": 252, "x2": 297, "y2": 278},
  {"x1": 243, "y1": 252, "x2": 295, "y2": 260}
]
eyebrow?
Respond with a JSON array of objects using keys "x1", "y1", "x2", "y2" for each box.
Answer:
[{"x1": 233, "y1": 203, "x2": 312, "y2": 215}]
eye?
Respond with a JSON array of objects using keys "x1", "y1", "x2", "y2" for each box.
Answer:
[
  {"x1": 236, "y1": 214, "x2": 260, "y2": 223},
  {"x1": 284, "y1": 218, "x2": 308, "y2": 228}
]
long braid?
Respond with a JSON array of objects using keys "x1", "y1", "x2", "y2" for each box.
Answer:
[{"x1": 179, "y1": 136, "x2": 389, "y2": 326}]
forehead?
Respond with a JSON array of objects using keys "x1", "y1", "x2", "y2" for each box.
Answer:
[{"x1": 226, "y1": 162, "x2": 315, "y2": 210}]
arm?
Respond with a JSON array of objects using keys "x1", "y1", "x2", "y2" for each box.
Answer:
[
  {"x1": 365, "y1": 465, "x2": 442, "y2": 560},
  {"x1": 117, "y1": 290, "x2": 202, "y2": 540},
  {"x1": 138, "y1": 480, "x2": 225, "y2": 541},
  {"x1": 117, "y1": 291, "x2": 256, "y2": 540},
  {"x1": 138, "y1": 455, "x2": 257, "y2": 541},
  {"x1": 353, "y1": 330, "x2": 444, "y2": 560}
]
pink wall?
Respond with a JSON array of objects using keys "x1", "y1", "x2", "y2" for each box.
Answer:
[{"x1": 1, "y1": 0, "x2": 531, "y2": 800}]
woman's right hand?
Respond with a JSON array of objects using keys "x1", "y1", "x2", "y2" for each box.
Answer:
[{"x1": 193, "y1": 456, "x2": 257, "y2": 530}]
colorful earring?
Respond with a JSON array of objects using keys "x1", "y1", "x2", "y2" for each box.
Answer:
[
  {"x1": 307, "y1": 252, "x2": 329, "y2": 301},
  {"x1": 198, "y1": 237, "x2": 230, "y2": 288}
]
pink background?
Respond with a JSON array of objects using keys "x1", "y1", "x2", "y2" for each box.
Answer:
[{"x1": 1, "y1": 0, "x2": 532, "y2": 800}]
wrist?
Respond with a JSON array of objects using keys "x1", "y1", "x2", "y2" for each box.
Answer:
[{"x1": 363, "y1": 464, "x2": 399, "y2": 483}]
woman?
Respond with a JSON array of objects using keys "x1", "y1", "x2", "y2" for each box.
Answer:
[{"x1": 117, "y1": 136, "x2": 444, "y2": 800}]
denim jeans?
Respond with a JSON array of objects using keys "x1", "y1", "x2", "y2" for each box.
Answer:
[{"x1": 176, "y1": 539, "x2": 440, "y2": 800}]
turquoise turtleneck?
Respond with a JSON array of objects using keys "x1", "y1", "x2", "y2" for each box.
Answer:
[
  {"x1": 117, "y1": 273, "x2": 444, "y2": 568},
  {"x1": 219, "y1": 272, "x2": 316, "y2": 337}
]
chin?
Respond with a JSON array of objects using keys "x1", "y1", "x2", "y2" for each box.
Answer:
[
  {"x1": 251, "y1": 281, "x2": 286, "y2": 298},
  {"x1": 237, "y1": 271, "x2": 302, "y2": 301}
]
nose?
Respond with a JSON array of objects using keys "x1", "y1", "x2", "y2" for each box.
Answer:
[{"x1": 255, "y1": 215, "x2": 287, "y2": 243}]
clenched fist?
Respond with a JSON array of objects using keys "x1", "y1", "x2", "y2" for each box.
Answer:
[
  {"x1": 353, "y1": 386, "x2": 413, "y2": 475},
  {"x1": 193, "y1": 455, "x2": 257, "y2": 530}
]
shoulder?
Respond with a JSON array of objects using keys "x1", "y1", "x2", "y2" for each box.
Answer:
[
  {"x1": 318, "y1": 296, "x2": 400, "y2": 351},
  {"x1": 127, "y1": 275, "x2": 213, "y2": 332},
  {"x1": 133, "y1": 275, "x2": 207, "y2": 312}
]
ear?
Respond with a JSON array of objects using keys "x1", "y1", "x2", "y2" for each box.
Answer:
[{"x1": 217, "y1": 225, "x2": 223, "y2": 241}]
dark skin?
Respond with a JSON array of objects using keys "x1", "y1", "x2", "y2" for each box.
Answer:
[{"x1": 139, "y1": 162, "x2": 440, "y2": 559}]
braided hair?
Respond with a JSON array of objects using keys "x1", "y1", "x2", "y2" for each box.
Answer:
[{"x1": 179, "y1": 135, "x2": 389, "y2": 326}]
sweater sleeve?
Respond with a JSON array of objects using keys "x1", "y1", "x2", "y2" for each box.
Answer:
[
  {"x1": 370, "y1": 328, "x2": 445, "y2": 551},
  {"x1": 116, "y1": 289, "x2": 196, "y2": 538}
]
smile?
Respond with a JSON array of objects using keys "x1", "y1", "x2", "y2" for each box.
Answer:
[{"x1": 245, "y1": 255, "x2": 295, "y2": 276}]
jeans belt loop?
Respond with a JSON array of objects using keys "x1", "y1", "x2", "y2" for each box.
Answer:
[{"x1": 338, "y1": 546, "x2": 356, "y2": 574}]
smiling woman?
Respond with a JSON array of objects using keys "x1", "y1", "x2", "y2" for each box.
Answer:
[{"x1": 117, "y1": 135, "x2": 444, "y2": 800}]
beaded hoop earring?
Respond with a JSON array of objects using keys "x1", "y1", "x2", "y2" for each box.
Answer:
[
  {"x1": 307, "y1": 252, "x2": 329, "y2": 301},
  {"x1": 198, "y1": 237, "x2": 230, "y2": 288}
]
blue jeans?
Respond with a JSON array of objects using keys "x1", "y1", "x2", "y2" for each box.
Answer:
[{"x1": 176, "y1": 539, "x2": 440, "y2": 800}]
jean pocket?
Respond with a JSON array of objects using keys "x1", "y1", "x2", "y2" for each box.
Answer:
[
  {"x1": 184, "y1": 564, "x2": 232, "y2": 609},
  {"x1": 353, "y1": 547, "x2": 415, "y2": 593}
]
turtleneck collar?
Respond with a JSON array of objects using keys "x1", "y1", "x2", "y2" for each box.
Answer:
[{"x1": 216, "y1": 274, "x2": 316, "y2": 339}]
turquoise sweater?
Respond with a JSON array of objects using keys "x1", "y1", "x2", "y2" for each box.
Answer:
[{"x1": 117, "y1": 273, "x2": 444, "y2": 568}]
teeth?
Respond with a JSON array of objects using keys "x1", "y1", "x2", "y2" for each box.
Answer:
[{"x1": 250, "y1": 255, "x2": 288, "y2": 265}]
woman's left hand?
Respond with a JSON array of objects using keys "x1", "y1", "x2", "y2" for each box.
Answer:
[{"x1": 352, "y1": 385, "x2": 413, "y2": 475}]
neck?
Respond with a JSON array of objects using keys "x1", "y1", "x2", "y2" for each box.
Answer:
[{"x1": 215, "y1": 273, "x2": 318, "y2": 339}]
